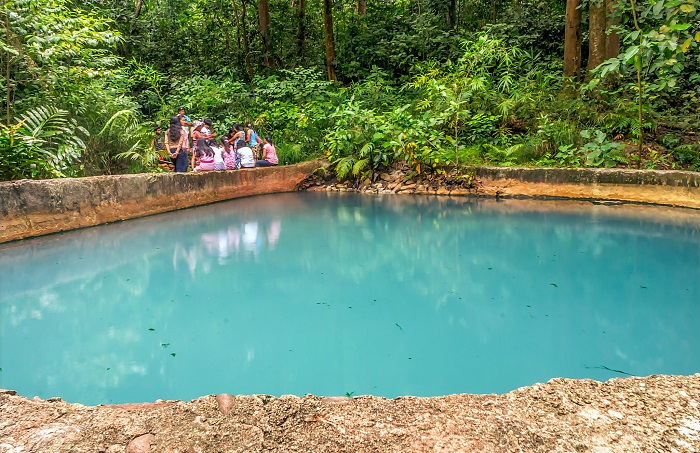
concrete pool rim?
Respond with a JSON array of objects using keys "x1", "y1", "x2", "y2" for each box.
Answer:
[{"x1": 1, "y1": 161, "x2": 699, "y2": 244}]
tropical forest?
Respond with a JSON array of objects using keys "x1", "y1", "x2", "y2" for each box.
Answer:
[{"x1": 1, "y1": 0, "x2": 699, "y2": 181}]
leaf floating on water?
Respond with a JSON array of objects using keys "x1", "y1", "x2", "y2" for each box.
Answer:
[
  {"x1": 487, "y1": 267, "x2": 492, "y2": 270},
  {"x1": 550, "y1": 283, "x2": 558, "y2": 288},
  {"x1": 106, "y1": 368, "x2": 110, "y2": 370},
  {"x1": 395, "y1": 323, "x2": 404, "y2": 331},
  {"x1": 161, "y1": 343, "x2": 170, "y2": 348},
  {"x1": 345, "y1": 391, "x2": 355, "y2": 398},
  {"x1": 640, "y1": 286, "x2": 647, "y2": 289},
  {"x1": 148, "y1": 328, "x2": 155, "y2": 331},
  {"x1": 170, "y1": 353, "x2": 176, "y2": 357}
]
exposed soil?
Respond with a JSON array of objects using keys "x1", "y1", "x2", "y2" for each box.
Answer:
[{"x1": 1, "y1": 374, "x2": 699, "y2": 452}]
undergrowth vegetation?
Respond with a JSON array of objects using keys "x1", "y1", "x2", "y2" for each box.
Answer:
[{"x1": 1, "y1": 0, "x2": 698, "y2": 181}]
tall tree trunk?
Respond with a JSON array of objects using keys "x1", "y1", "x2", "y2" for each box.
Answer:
[
  {"x1": 447, "y1": 0, "x2": 456, "y2": 28},
  {"x1": 296, "y1": 0, "x2": 306, "y2": 58},
  {"x1": 322, "y1": 0, "x2": 336, "y2": 81},
  {"x1": 355, "y1": 0, "x2": 366, "y2": 15},
  {"x1": 586, "y1": 0, "x2": 606, "y2": 79},
  {"x1": 231, "y1": 0, "x2": 242, "y2": 52},
  {"x1": 130, "y1": 0, "x2": 144, "y2": 34},
  {"x1": 241, "y1": 0, "x2": 254, "y2": 79},
  {"x1": 5, "y1": 14, "x2": 11, "y2": 125},
  {"x1": 604, "y1": 0, "x2": 620, "y2": 59},
  {"x1": 258, "y1": 0, "x2": 273, "y2": 68},
  {"x1": 563, "y1": 0, "x2": 582, "y2": 85}
]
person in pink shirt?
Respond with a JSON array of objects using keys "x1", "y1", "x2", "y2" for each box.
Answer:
[
  {"x1": 193, "y1": 138, "x2": 215, "y2": 171},
  {"x1": 255, "y1": 135, "x2": 278, "y2": 167}
]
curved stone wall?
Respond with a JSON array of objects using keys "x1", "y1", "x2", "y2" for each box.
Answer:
[
  {"x1": 1, "y1": 163, "x2": 698, "y2": 244},
  {"x1": 474, "y1": 166, "x2": 700, "y2": 209},
  {"x1": 0, "y1": 161, "x2": 320, "y2": 243}
]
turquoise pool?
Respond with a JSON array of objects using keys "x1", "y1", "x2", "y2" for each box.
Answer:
[{"x1": 1, "y1": 193, "x2": 698, "y2": 405}]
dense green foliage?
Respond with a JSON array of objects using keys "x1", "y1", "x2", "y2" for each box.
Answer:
[{"x1": 1, "y1": 0, "x2": 699, "y2": 180}]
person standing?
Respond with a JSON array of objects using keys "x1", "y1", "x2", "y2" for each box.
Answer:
[
  {"x1": 246, "y1": 123, "x2": 263, "y2": 159},
  {"x1": 255, "y1": 135, "x2": 278, "y2": 167},
  {"x1": 177, "y1": 107, "x2": 193, "y2": 126},
  {"x1": 179, "y1": 115, "x2": 191, "y2": 169},
  {"x1": 164, "y1": 115, "x2": 189, "y2": 172}
]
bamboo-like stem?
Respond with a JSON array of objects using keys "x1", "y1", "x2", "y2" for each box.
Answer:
[
  {"x1": 629, "y1": 0, "x2": 643, "y2": 166},
  {"x1": 5, "y1": 14, "x2": 10, "y2": 126}
]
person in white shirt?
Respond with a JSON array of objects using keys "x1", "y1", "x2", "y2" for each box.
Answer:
[{"x1": 238, "y1": 145, "x2": 255, "y2": 168}]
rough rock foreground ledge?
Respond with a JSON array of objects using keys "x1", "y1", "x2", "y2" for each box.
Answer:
[{"x1": 2, "y1": 374, "x2": 699, "y2": 452}]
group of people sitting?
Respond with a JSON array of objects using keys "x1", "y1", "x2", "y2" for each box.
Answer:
[{"x1": 154, "y1": 107, "x2": 278, "y2": 173}]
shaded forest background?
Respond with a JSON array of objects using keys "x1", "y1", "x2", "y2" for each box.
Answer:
[{"x1": 1, "y1": 0, "x2": 699, "y2": 180}]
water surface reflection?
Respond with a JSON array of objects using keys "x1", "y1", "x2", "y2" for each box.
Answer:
[{"x1": 1, "y1": 193, "x2": 698, "y2": 404}]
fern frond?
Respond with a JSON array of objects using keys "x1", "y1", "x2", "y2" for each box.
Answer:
[
  {"x1": 352, "y1": 158, "x2": 370, "y2": 176},
  {"x1": 336, "y1": 156, "x2": 356, "y2": 179}
]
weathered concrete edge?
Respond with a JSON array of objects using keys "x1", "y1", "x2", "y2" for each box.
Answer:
[
  {"x1": 2, "y1": 164, "x2": 699, "y2": 244},
  {"x1": 0, "y1": 161, "x2": 324, "y2": 244},
  {"x1": 472, "y1": 166, "x2": 700, "y2": 209}
]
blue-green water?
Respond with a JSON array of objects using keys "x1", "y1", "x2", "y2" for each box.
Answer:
[{"x1": 1, "y1": 193, "x2": 699, "y2": 405}]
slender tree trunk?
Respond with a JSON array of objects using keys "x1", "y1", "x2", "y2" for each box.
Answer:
[
  {"x1": 355, "y1": 0, "x2": 366, "y2": 15},
  {"x1": 130, "y1": 0, "x2": 144, "y2": 33},
  {"x1": 322, "y1": 0, "x2": 336, "y2": 81},
  {"x1": 5, "y1": 14, "x2": 10, "y2": 125},
  {"x1": 258, "y1": 0, "x2": 273, "y2": 67},
  {"x1": 604, "y1": 0, "x2": 620, "y2": 59},
  {"x1": 563, "y1": 0, "x2": 582, "y2": 86},
  {"x1": 241, "y1": 0, "x2": 254, "y2": 79},
  {"x1": 214, "y1": 12, "x2": 233, "y2": 61},
  {"x1": 447, "y1": 0, "x2": 456, "y2": 28},
  {"x1": 296, "y1": 0, "x2": 306, "y2": 58},
  {"x1": 231, "y1": 0, "x2": 242, "y2": 51},
  {"x1": 586, "y1": 0, "x2": 607, "y2": 79},
  {"x1": 630, "y1": 0, "x2": 643, "y2": 165}
]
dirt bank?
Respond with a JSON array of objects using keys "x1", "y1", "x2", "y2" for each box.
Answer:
[
  {"x1": 297, "y1": 163, "x2": 700, "y2": 209},
  {"x1": 1, "y1": 374, "x2": 699, "y2": 452}
]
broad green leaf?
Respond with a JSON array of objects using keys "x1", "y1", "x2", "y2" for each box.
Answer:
[
  {"x1": 623, "y1": 46, "x2": 638, "y2": 62},
  {"x1": 669, "y1": 23, "x2": 692, "y2": 31},
  {"x1": 653, "y1": 0, "x2": 665, "y2": 16},
  {"x1": 634, "y1": 55, "x2": 643, "y2": 71},
  {"x1": 679, "y1": 4, "x2": 696, "y2": 13}
]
